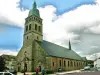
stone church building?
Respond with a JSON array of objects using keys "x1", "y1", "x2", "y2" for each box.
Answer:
[{"x1": 16, "y1": 1, "x2": 87, "y2": 72}]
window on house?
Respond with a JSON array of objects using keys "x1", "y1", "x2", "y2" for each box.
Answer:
[
  {"x1": 64, "y1": 61, "x2": 66, "y2": 67},
  {"x1": 38, "y1": 26, "x2": 41, "y2": 32},
  {"x1": 59, "y1": 60, "x2": 61, "y2": 67},
  {"x1": 29, "y1": 24, "x2": 31, "y2": 30},
  {"x1": 52, "y1": 62, "x2": 54, "y2": 66},
  {"x1": 35, "y1": 24, "x2": 37, "y2": 30},
  {"x1": 26, "y1": 26, "x2": 28, "y2": 31}
]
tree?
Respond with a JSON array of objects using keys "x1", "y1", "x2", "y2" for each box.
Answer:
[{"x1": 0, "y1": 56, "x2": 5, "y2": 72}]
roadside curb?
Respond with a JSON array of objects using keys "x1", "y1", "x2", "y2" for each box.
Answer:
[
  {"x1": 56, "y1": 70, "x2": 81, "y2": 75},
  {"x1": 17, "y1": 69, "x2": 83, "y2": 75}
]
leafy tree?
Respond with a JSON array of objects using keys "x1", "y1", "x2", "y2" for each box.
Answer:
[{"x1": 0, "y1": 56, "x2": 5, "y2": 72}]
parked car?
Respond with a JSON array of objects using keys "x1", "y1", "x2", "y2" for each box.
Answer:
[
  {"x1": 0, "y1": 72, "x2": 14, "y2": 75},
  {"x1": 84, "y1": 66, "x2": 90, "y2": 70},
  {"x1": 94, "y1": 58, "x2": 100, "y2": 71},
  {"x1": 9, "y1": 69, "x2": 17, "y2": 75}
]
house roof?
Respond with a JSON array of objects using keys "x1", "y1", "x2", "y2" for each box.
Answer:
[
  {"x1": 36, "y1": 40, "x2": 83, "y2": 61},
  {"x1": 81, "y1": 57, "x2": 87, "y2": 61},
  {"x1": 1, "y1": 54, "x2": 16, "y2": 61}
]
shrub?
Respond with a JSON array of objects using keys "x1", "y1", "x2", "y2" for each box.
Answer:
[
  {"x1": 46, "y1": 70, "x2": 54, "y2": 74},
  {"x1": 21, "y1": 70, "x2": 24, "y2": 73}
]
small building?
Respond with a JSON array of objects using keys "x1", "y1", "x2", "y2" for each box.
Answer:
[
  {"x1": 1, "y1": 55, "x2": 16, "y2": 70},
  {"x1": 81, "y1": 57, "x2": 88, "y2": 66},
  {"x1": 87, "y1": 60, "x2": 94, "y2": 67},
  {"x1": 16, "y1": 0, "x2": 88, "y2": 72},
  {"x1": 94, "y1": 57, "x2": 100, "y2": 70}
]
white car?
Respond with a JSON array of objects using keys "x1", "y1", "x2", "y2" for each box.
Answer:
[
  {"x1": 84, "y1": 66, "x2": 90, "y2": 70},
  {"x1": 0, "y1": 72, "x2": 14, "y2": 75}
]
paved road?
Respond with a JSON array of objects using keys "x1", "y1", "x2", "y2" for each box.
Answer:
[{"x1": 63, "y1": 72, "x2": 100, "y2": 75}]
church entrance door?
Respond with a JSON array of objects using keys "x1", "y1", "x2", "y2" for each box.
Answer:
[{"x1": 39, "y1": 65, "x2": 41, "y2": 72}]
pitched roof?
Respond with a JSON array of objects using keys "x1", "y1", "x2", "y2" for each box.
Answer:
[
  {"x1": 82, "y1": 57, "x2": 87, "y2": 61},
  {"x1": 36, "y1": 40, "x2": 83, "y2": 61},
  {"x1": 1, "y1": 54, "x2": 16, "y2": 61}
]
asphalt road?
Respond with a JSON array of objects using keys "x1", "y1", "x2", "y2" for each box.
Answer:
[{"x1": 63, "y1": 72, "x2": 100, "y2": 75}]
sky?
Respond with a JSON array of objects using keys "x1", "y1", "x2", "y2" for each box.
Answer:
[{"x1": 0, "y1": 0, "x2": 100, "y2": 60}]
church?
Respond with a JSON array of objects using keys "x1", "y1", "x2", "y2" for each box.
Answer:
[{"x1": 16, "y1": 1, "x2": 87, "y2": 72}]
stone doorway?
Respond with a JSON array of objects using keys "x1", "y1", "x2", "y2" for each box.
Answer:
[
  {"x1": 39, "y1": 65, "x2": 41, "y2": 72},
  {"x1": 18, "y1": 66, "x2": 20, "y2": 72}
]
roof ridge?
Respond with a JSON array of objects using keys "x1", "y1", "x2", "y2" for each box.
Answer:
[
  {"x1": 36, "y1": 40, "x2": 83, "y2": 61},
  {"x1": 43, "y1": 40, "x2": 69, "y2": 50}
]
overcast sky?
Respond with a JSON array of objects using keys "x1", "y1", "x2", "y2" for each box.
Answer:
[{"x1": 0, "y1": 0, "x2": 100, "y2": 60}]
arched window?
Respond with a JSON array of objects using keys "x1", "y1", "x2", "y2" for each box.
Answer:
[
  {"x1": 35, "y1": 24, "x2": 37, "y2": 30},
  {"x1": 36, "y1": 18, "x2": 37, "y2": 21},
  {"x1": 38, "y1": 26, "x2": 41, "y2": 32},
  {"x1": 34, "y1": 17, "x2": 35, "y2": 20},
  {"x1": 29, "y1": 24, "x2": 31, "y2": 30},
  {"x1": 27, "y1": 36, "x2": 28, "y2": 39},
  {"x1": 64, "y1": 61, "x2": 66, "y2": 67},
  {"x1": 52, "y1": 62, "x2": 54, "y2": 66},
  {"x1": 74, "y1": 62, "x2": 76, "y2": 67},
  {"x1": 68, "y1": 61, "x2": 69, "y2": 67},
  {"x1": 59, "y1": 60, "x2": 61, "y2": 67},
  {"x1": 77, "y1": 62, "x2": 78, "y2": 67},
  {"x1": 26, "y1": 26, "x2": 28, "y2": 31},
  {"x1": 37, "y1": 36, "x2": 39, "y2": 40},
  {"x1": 39, "y1": 20, "x2": 40, "y2": 23}
]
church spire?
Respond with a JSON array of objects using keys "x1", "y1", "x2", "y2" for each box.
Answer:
[
  {"x1": 28, "y1": 0, "x2": 40, "y2": 17},
  {"x1": 33, "y1": 0, "x2": 37, "y2": 9},
  {"x1": 69, "y1": 40, "x2": 71, "y2": 50}
]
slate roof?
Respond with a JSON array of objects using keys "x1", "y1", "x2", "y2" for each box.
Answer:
[
  {"x1": 36, "y1": 40, "x2": 83, "y2": 61},
  {"x1": 82, "y1": 57, "x2": 87, "y2": 61}
]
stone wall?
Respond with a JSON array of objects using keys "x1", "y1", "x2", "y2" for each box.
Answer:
[
  {"x1": 16, "y1": 45, "x2": 32, "y2": 72},
  {"x1": 49, "y1": 56, "x2": 87, "y2": 71},
  {"x1": 32, "y1": 41, "x2": 47, "y2": 71}
]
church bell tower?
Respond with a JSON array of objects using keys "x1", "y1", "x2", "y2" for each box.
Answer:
[{"x1": 23, "y1": 0, "x2": 43, "y2": 46}]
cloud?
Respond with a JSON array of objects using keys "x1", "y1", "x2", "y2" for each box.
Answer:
[
  {"x1": 0, "y1": 0, "x2": 29, "y2": 28},
  {"x1": 38, "y1": 0, "x2": 100, "y2": 57},
  {"x1": 39, "y1": 1, "x2": 100, "y2": 43},
  {"x1": 0, "y1": 49, "x2": 18, "y2": 56},
  {"x1": 86, "y1": 52, "x2": 100, "y2": 60}
]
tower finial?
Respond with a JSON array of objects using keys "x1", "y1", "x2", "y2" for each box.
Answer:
[
  {"x1": 69, "y1": 39, "x2": 71, "y2": 50},
  {"x1": 33, "y1": 0, "x2": 37, "y2": 9}
]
